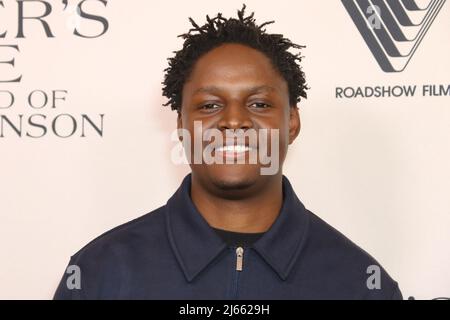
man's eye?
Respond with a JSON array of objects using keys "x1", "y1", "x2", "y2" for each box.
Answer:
[
  {"x1": 201, "y1": 103, "x2": 221, "y2": 110},
  {"x1": 249, "y1": 102, "x2": 271, "y2": 109}
]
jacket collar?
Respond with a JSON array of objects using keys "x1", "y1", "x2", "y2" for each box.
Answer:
[{"x1": 165, "y1": 173, "x2": 310, "y2": 282}]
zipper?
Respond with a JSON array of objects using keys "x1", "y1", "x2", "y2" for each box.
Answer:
[
  {"x1": 235, "y1": 246, "x2": 244, "y2": 271},
  {"x1": 229, "y1": 246, "x2": 244, "y2": 299}
]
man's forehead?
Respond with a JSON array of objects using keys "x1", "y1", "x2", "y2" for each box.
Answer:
[{"x1": 189, "y1": 44, "x2": 280, "y2": 77}]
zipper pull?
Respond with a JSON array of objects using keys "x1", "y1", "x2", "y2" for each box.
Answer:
[{"x1": 235, "y1": 246, "x2": 244, "y2": 271}]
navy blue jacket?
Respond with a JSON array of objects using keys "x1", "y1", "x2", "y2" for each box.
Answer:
[{"x1": 54, "y1": 174, "x2": 402, "y2": 299}]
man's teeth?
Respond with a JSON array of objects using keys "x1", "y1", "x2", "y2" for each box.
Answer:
[{"x1": 216, "y1": 145, "x2": 251, "y2": 152}]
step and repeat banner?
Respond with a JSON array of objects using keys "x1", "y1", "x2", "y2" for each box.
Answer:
[{"x1": 0, "y1": 0, "x2": 449, "y2": 299}]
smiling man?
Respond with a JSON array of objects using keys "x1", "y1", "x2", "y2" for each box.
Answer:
[{"x1": 54, "y1": 4, "x2": 402, "y2": 300}]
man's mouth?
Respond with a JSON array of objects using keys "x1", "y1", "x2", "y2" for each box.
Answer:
[
  {"x1": 214, "y1": 144, "x2": 253, "y2": 153},
  {"x1": 212, "y1": 142, "x2": 258, "y2": 162}
]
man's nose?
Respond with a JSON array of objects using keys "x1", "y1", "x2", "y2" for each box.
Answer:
[{"x1": 217, "y1": 101, "x2": 253, "y2": 131}]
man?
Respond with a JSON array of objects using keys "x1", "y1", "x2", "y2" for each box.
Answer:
[{"x1": 54, "y1": 4, "x2": 402, "y2": 299}]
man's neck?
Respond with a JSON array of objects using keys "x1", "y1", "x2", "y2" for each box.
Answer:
[{"x1": 190, "y1": 175, "x2": 283, "y2": 233}]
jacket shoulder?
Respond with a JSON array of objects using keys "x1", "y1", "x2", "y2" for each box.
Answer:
[
  {"x1": 303, "y1": 209, "x2": 402, "y2": 299},
  {"x1": 71, "y1": 204, "x2": 166, "y2": 261},
  {"x1": 53, "y1": 205, "x2": 168, "y2": 299}
]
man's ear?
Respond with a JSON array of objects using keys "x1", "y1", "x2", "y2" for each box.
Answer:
[{"x1": 288, "y1": 105, "x2": 301, "y2": 145}]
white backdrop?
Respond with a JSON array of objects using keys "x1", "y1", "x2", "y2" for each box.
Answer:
[{"x1": 0, "y1": 0, "x2": 449, "y2": 299}]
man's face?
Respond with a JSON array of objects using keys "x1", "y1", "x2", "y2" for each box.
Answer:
[{"x1": 179, "y1": 43, "x2": 300, "y2": 195}]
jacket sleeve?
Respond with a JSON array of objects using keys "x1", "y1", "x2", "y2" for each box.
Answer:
[
  {"x1": 53, "y1": 256, "x2": 82, "y2": 300},
  {"x1": 390, "y1": 282, "x2": 403, "y2": 300}
]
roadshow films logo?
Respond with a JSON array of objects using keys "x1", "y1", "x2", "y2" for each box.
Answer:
[
  {"x1": 337, "y1": 0, "x2": 449, "y2": 99},
  {"x1": 342, "y1": 0, "x2": 446, "y2": 72}
]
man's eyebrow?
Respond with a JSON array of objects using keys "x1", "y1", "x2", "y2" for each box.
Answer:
[{"x1": 193, "y1": 85, "x2": 277, "y2": 95}]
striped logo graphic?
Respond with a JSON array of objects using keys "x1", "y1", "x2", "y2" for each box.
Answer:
[{"x1": 341, "y1": 0, "x2": 446, "y2": 72}]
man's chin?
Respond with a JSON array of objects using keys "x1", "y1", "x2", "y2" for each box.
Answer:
[
  {"x1": 207, "y1": 166, "x2": 261, "y2": 193},
  {"x1": 191, "y1": 163, "x2": 266, "y2": 197},
  {"x1": 211, "y1": 176, "x2": 255, "y2": 191}
]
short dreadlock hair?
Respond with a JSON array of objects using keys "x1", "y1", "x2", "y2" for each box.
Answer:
[{"x1": 162, "y1": 3, "x2": 308, "y2": 112}]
